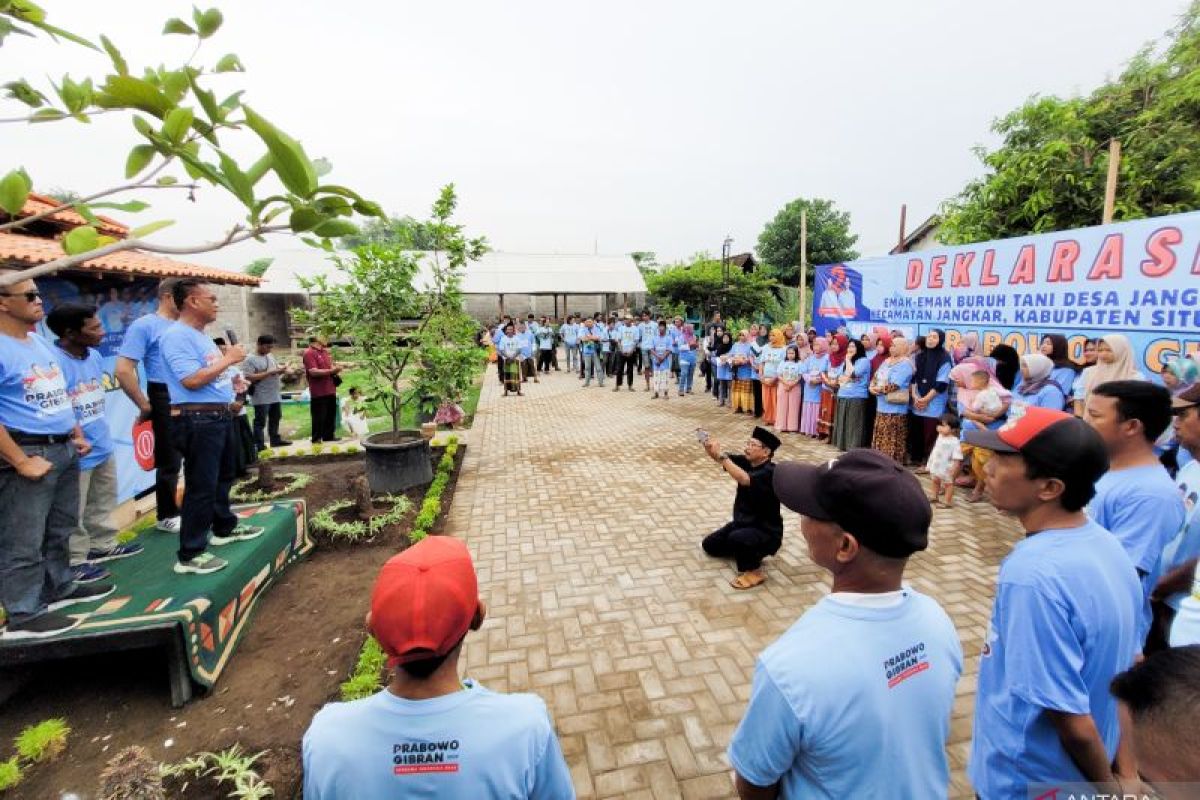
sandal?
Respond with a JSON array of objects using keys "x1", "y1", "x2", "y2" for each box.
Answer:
[
  {"x1": 730, "y1": 571, "x2": 766, "y2": 590},
  {"x1": 966, "y1": 492, "x2": 987, "y2": 504}
]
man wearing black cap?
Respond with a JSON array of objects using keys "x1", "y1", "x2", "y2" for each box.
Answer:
[
  {"x1": 700, "y1": 425, "x2": 783, "y2": 590},
  {"x1": 727, "y1": 449, "x2": 962, "y2": 798},
  {"x1": 964, "y1": 406, "x2": 1143, "y2": 797}
]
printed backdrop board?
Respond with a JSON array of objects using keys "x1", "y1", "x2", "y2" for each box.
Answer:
[
  {"x1": 35, "y1": 276, "x2": 161, "y2": 503},
  {"x1": 812, "y1": 211, "x2": 1200, "y2": 376}
]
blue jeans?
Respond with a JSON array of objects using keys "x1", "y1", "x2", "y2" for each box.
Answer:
[
  {"x1": 565, "y1": 344, "x2": 579, "y2": 371},
  {"x1": 678, "y1": 357, "x2": 696, "y2": 393},
  {"x1": 0, "y1": 441, "x2": 79, "y2": 623},
  {"x1": 170, "y1": 411, "x2": 238, "y2": 561},
  {"x1": 583, "y1": 352, "x2": 606, "y2": 386}
]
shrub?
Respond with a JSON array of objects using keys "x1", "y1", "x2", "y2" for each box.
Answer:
[
  {"x1": 260, "y1": 448, "x2": 275, "y2": 460},
  {"x1": 15, "y1": 718, "x2": 69, "y2": 763},
  {"x1": 0, "y1": 757, "x2": 21, "y2": 792},
  {"x1": 340, "y1": 636, "x2": 387, "y2": 701},
  {"x1": 230, "y1": 472, "x2": 313, "y2": 503},
  {"x1": 310, "y1": 443, "x2": 324, "y2": 455}
]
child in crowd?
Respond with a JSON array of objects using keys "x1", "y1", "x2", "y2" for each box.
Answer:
[
  {"x1": 927, "y1": 412, "x2": 963, "y2": 508},
  {"x1": 341, "y1": 387, "x2": 370, "y2": 440},
  {"x1": 968, "y1": 369, "x2": 1004, "y2": 417}
]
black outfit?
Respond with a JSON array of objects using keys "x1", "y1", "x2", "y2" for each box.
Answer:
[
  {"x1": 702, "y1": 455, "x2": 783, "y2": 572},
  {"x1": 537, "y1": 349, "x2": 554, "y2": 372},
  {"x1": 252, "y1": 402, "x2": 284, "y2": 449},
  {"x1": 170, "y1": 409, "x2": 238, "y2": 561},
  {"x1": 614, "y1": 351, "x2": 637, "y2": 387},
  {"x1": 309, "y1": 394, "x2": 338, "y2": 443},
  {"x1": 147, "y1": 381, "x2": 182, "y2": 520}
]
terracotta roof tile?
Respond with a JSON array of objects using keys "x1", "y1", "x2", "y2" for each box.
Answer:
[
  {"x1": 0, "y1": 232, "x2": 259, "y2": 286},
  {"x1": 15, "y1": 193, "x2": 128, "y2": 237}
]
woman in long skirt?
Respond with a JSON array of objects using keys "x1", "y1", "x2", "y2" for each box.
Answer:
[
  {"x1": 869, "y1": 336, "x2": 913, "y2": 463},
  {"x1": 801, "y1": 337, "x2": 827, "y2": 436},
  {"x1": 831, "y1": 340, "x2": 871, "y2": 451},
  {"x1": 775, "y1": 346, "x2": 803, "y2": 432},
  {"x1": 729, "y1": 330, "x2": 756, "y2": 413},
  {"x1": 496, "y1": 323, "x2": 524, "y2": 396},
  {"x1": 818, "y1": 333, "x2": 848, "y2": 440}
]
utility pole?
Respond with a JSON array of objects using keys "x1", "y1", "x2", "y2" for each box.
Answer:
[
  {"x1": 898, "y1": 203, "x2": 908, "y2": 250},
  {"x1": 1102, "y1": 139, "x2": 1121, "y2": 224},
  {"x1": 798, "y1": 211, "x2": 808, "y2": 330},
  {"x1": 720, "y1": 235, "x2": 732, "y2": 318}
]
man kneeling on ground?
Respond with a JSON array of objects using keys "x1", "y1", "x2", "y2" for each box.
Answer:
[
  {"x1": 701, "y1": 425, "x2": 783, "y2": 590},
  {"x1": 727, "y1": 449, "x2": 962, "y2": 798},
  {"x1": 302, "y1": 537, "x2": 574, "y2": 799}
]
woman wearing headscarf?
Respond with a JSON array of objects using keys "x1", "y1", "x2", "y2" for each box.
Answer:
[
  {"x1": 818, "y1": 333, "x2": 848, "y2": 442},
  {"x1": 714, "y1": 331, "x2": 734, "y2": 407},
  {"x1": 831, "y1": 340, "x2": 872, "y2": 451},
  {"x1": 958, "y1": 355, "x2": 1013, "y2": 503},
  {"x1": 910, "y1": 329, "x2": 953, "y2": 467},
  {"x1": 1163, "y1": 356, "x2": 1200, "y2": 396},
  {"x1": 951, "y1": 331, "x2": 979, "y2": 364},
  {"x1": 1014, "y1": 353, "x2": 1066, "y2": 411},
  {"x1": 676, "y1": 323, "x2": 699, "y2": 396},
  {"x1": 868, "y1": 328, "x2": 892, "y2": 375},
  {"x1": 730, "y1": 330, "x2": 756, "y2": 413},
  {"x1": 989, "y1": 344, "x2": 1021, "y2": 391},
  {"x1": 1074, "y1": 333, "x2": 1144, "y2": 417},
  {"x1": 800, "y1": 336, "x2": 829, "y2": 436},
  {"x1": 775, "y1": 346, "x2": 803, "y2": 433},
  {"x1": 758, "y1": 329, "x2": 787, "y2": 425},
  {"x1": 1037, "y1": 334, "x2": 1080, "y2": 402},
  {"x1": 869, "y1": 336, "x2": 913, "y2": 463}
]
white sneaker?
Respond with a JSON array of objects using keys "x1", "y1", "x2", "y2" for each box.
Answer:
[{"x1": 156, "y1": 516, "x2": 181, "y2": 533}]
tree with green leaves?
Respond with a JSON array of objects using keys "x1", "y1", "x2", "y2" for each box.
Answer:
[
  {"x1": 644, "y1": 255, "x2": 777, "y2": 321},
  {"x1": 0, "y1": 2, "x2": 381, "y2": 286},
  {"x1": 340, "y1": 215, "x2": 437, "y2": 251},
  {"x1": 291, "y1": 185, "x2": 486, "y2": 437},
  {"x1": 756, "y1": 197, "x2": 859, "y2": 287},
  {"x1": 939, "y1": 3, "x2": 1200, "y2": 244}
]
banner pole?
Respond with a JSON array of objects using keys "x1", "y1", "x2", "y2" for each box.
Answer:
[
  {"x1": 799, "y1": 209, "x2": 808, "y2": 330},
  {"x1": 1102, "y1": 139, "x2": 1121, "y2": 224}
]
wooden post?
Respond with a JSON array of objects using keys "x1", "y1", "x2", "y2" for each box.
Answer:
[
  {"x1": 1102, "y1": 139, "x2": 1121, "y2": 224},
  {"x1": 898, "y1": 203, "x2": 908, "y2": 250},
  {"x1": 798, "y1": 210, "x2": 808, "y2": 329},
  {"x1": 553, "y1": 294, "x2": 559, "y2": 319},
  {"x1": 498, "y1": 293, "x2": 505, "y2": 318}
]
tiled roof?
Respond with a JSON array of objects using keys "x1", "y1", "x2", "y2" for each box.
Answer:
[
  {"x1": 0, "y1": 231, "x2": 260, "y2": 286},
  {"x1": 16, "y1": 193, "x2": 128, "y2": 237}
]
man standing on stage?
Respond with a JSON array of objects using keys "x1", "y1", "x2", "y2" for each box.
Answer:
[
  {"x1": 700, "y1": 426, "x2": 783, "y2": 589},
  {"x1": 161, "y1": 280, "x2": 263, "y2": 576},
  {"x1": 116, "y1": 278, "x2": 183, "y2": 534}
]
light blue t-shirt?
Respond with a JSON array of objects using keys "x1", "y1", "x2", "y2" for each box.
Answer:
[
  {"x1": 729, "y1": 590, "x2": 962, "y2": 799},
  {"x1": 874, "y1": 359, "x2": 914, "y2": 415},
  {"x1": 638, "y1": 321, "x2": 657, "y2": 350},
  {"x1": 836, "y1": 357, "x2": 871, "y2": 400},
  {"x1": 560, "y1": 324, "x2": 578, "y2": 346},
  {"x1": 1050, "y1": 366, "x2": 1077, "y2": 400},
  {"x1": 516, "y1": 331, "x2": 534, "y2": 359},
  {"x1": 1158, "y1": 458, "x2": 1200, "y2": 611},
  {"x1": 615, "y1": 323, "x2": 640, "y2": 355},
  {"x1": 0, "y1": 332, "x2": 75, "y2": 435},
  {"x1": 650, "y1": 334, "x2": 673, "y2": 370},
  {"x1": 159, "y1": 322, "x2": 234, "y2": 405},
  {"x1": 969, "y1": 521, "x2": 1141, "y2": 800},
  {"x1": 55, "y1": 346, "x2": 113, "y2": 470},
  {"x1": 117, "y1": 312, "x2": 173, "y2": 383},
  {"x1": 801, "y1": 354, "x2": 828, "y2": 403},
  {"x1": 578, "y1": 326, "x2": 599, "y2": 356},
  {"x1": 1013, "y1": 383, "x2": 1065, "y2": 412},
  {"x1": 496, "y1": 334, "x2": 522, "y2": 361},
  {"x1": 759, "y1": 345, "x2": 786, "y2": 380},
  {"x1": 731, "y1": 342, "x2": 755, "y2": 380},
  {"x1": 302, "y1": 681, "x2": 573, "y2": 800},
  {"x1": 535, "y1": 327, "x2": 555, "y2": 351},
  {"x1": 1088, "y1": 463, "x2": 1186, "y2": 626}
]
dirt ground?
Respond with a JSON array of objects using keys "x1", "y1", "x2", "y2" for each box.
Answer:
[{"x1": 0, "y1": 446, "x2": 462, "y2": 800}]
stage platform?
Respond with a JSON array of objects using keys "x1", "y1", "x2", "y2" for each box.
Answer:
[{"x1": 0, "y1": 500, "x2": 311, "y2": 706}]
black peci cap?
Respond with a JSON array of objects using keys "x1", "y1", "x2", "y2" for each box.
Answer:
[
  {"x1": 773, "y1": 449, "x2": 932, "y2": 558},
  {"x1": 751, "y1": 426, "x2": 781, "y2": 453}
]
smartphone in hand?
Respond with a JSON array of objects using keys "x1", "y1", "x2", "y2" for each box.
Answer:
[{"x1": 695, "y1": 428, "x2": 710, "y2": 444}]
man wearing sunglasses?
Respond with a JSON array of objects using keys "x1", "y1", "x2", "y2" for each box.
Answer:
[{"x1": 0, "y1": 278, "x2": 113, "y2": 640}]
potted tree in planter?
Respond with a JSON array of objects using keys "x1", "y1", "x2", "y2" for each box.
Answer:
[{"x1": 292, "y1": 185, "x2": 484, "y2": 493}]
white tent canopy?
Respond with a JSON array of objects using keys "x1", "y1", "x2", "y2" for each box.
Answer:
[{"x1": 256, "y1": 249, "x2": 646, "y2": 296}]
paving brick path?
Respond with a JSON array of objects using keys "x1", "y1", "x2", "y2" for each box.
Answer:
[{"x1": 447, "y1": 367, "x2": 1021, "y2": 799}]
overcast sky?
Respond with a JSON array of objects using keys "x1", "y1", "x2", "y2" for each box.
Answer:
[{"x1": 4, "y1": 0, "x2": 1188, "y2": 270}]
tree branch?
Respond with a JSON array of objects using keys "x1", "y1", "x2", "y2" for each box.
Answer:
[
  {"x1": 0, "y1": 224, "x2": 289, "y2": 286},
  {"x1": 0, "y1": 157, "x2": 193, "y2": 233}
]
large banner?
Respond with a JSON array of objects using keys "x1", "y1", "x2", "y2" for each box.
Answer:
[
  {"x1": 35, "y1": 276, "x2": 160, "y2": 503},
  {"x1": 812, "y1": 211, "x2": 1200, "y2": 376}
]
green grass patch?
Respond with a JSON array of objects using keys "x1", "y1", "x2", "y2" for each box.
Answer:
[
  {"x1": 340, "y1": 636, "x2": 387, "y2": 701},
  {"x1": 14, "y1": 718, "x2": 69, "y2": 763}
]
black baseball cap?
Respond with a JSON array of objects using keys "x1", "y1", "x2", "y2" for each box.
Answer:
[
  {"x1": 962, "y1": 405, "x2": 1108, "y2": 482},
  {"x1": 773, "y1": 449, "x2": 931, "y2": 558}
]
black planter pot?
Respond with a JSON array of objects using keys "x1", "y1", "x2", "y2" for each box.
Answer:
[{"x1": 362, "y1": 430, "x2": 433, "y2": 494}]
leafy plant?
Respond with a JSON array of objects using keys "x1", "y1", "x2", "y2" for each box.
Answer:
[
  {"x1": 14, "y1": 718, "x2": 69, "y2": 763},
  {"x1": 310, "y1": 442, "x2": 324, "y2": 456},
  {"x1": 230, "y1": 471, "x2": 312, "y2": 502},
  {"x1": 0, "y1": 757, "x2": 21, "y2": 792},
  {"x1": 293, "y1": 186, "x2": 485, "y2": 435},
  {"x1": 0, "y1": 5, "x2": 382, "y2": 288},
  {"x1": 230, "y1": 774, "x2": 274, "y2": 799},
  {"x1": 98, "y1": 745, "x2": 164, "y2": 800},
  {"x1": 259, "y1": 448, "x2": 275, "y2": 460},
  {"x1": 407, "y1": 440, "x2": 458, "y2": 544},
  {"x1": 310, "y1": 495, "x2": 411, "y2": 542},
  {"x1": 756, "y1": 198, "x2": 859, "y2": 287},
  {"x1": 340, "y1": 636, "x2": 387, "y2": 701},
  {"x1": 645, "y1": 255, "x2": 779, "y2": 322}
]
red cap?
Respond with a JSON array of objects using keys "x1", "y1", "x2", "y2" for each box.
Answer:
[{"x1": 369, "y1": 537, "x2": 479, "y2": 666}]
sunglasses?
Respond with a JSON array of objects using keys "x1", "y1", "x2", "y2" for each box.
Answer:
[{"x1": 0, "y1": 290, "x2": 41, "y2": 302}]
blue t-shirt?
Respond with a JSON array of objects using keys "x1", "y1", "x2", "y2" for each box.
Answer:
[
  {"x1": 969, "y1": 521, "x2": 1141, "y2": 799},
  {"x1": 836, "y1": 357, "x2": 871, "y2": 400},
  {"x1": 1088, "y1": 463, "x2": 1186, "y2": 624},
  {"x1": 302, "y1": 681, "x2": 573, "y2": 800},
  {"x1": 1050, "y1": 366, "x2": 1077, "y2": 400},
  {"x1": 759, "y1": 345, "x2": 785, "y2": 380},
  {"x1": 496, "y1": 334, "x2": 522, "y2": 361},
  {"x1": 159, "y1": 322, "x2": 235, "y2": 405},
  {"x1": 638, "y1": 322, "x2": 657, "y2": 350},
  {"x1": 1013, "y1": 383, "x2": 1065, "y2": 412},
  {"x1": 0, "y1": 332, "x2": 75, "y2": 435},
  {"x1": 801, "y1": 354, "x2": 828, "y2": 403},
  {"x1": 650, "y1": 335, "x2": 674, "y2": 369},
  {"x1": 731, "y1": 342, "x2": 755, "y2": 380},
  {"x1": 578, "y1": 326, "x2": 599, "y2": 356},
  {"x1": 729, "y1": 590, "x2": 962, "y2": 798},
  {"x1": 1161, "y1": 459, "x2": 1200, "y2": 611},
  {"x1": 560, "y1": 324, "x2": 578, "y2": 346},
  {"x1": 535, "y1": 327, "x2": 555, "y2": 351},
  {"x1": 516, "y1": 331, "x2": 534, "y2": 359},
  {"x1": 913, "y1": 360, "x2": 952, "y2": 418},
  {"x1": 55, "y1": 346, "x2": 113, "y2": 470},
  {"x1": 874, "y1": 359, "x2": 914, "y2": 414},
  {"x1": 117, "y1": 312, "x2": 173, "y2": 384},
  {"x1": 615, "y1": 324, "x2": 640, "y2": 355}
]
